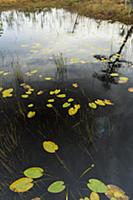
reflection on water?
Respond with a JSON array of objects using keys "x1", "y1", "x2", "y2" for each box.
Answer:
[
  {"x1": 0, "y1": 8, "x2": 133, "y2": 200},
  {"x1": 0, "y1": 9, "x2": 133, "y2": 69}
]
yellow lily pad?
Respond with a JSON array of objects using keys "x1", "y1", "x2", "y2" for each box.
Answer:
[
  {"x1": 68, "y1": 107, "x2": 79, "y2": 116},
  {"x1": 9, "y1": 177, "x2": 34, "y2": 193},
  {"x1": 95, "y1": 99, "x2": 106, "y2": 106},
  {"x1": 74, "y1": 104, "x2": 80, "y2": 109},
  {"x1": 30, "y1": 70, "x2": 38, "y2": 74},
  {"x1": 2, "y1": 88, "x2": 13, "y2": 98},
  {"x1": 118, "y1": 77, "x2": 128, "y2": 84},
  {"x1": 26, "y1": 91, "x2": 32, "y2": 95},
  {"x1": 21, "y1": 94, "x2": 29, "y2": 98},
  {"x1": 57, "y1": 94, "x2": 66, "y2": 98},
  {"x1": 72, "y1": 83, "x2": 79, "y2": 88},
  {"x1": 50, "y1": 89, "x2": 61, "y2": 95},
  {"x1": 110, "y1": 73, "x2": 119, "y2": 77},
  {"x1": 89, "y1": 102, "x2": 97, "y2": 109},
  {"x1": 104, "y1": 99, "x2": 114, "y2": 105},
  {"x1": 62, "y1": 102, "x2": 71, "y2": 108},
  {"x1": 45, "y1": 77, "x2": 52, "y2": 80},
  {"x1": 48, "y1": 99, "x2": 55, "y2": 103},
  {"x1": 46, "y1": 104, "x2": 53, "y2": 108},
  {"x1": 54, "y1": 89, "x2": 61, "y2": 95},
  {"x1": 43, "y1": 141, "x2": 59, "y2": 153},
  {"x1": 128, "y1": 87, "x2": 133, "y2": 92},
  {"x1": 27, "y1": 111, "x2": 36, "y2": 118},
  {"x1": 37, "y1": 90, "x2": 44, "y2": 95},
  {"x1": 105, "y1": 185, "x2": 129, "y2": 200},
  {"x1": 28, "y1": 104, "x2": 34, "y2": 108},
  {"x1": 68, "y1": 98, "x2": 74, "y2": 102},
  {"x1": 90, "y1": 192, "x2": 100, "y2": 200}
]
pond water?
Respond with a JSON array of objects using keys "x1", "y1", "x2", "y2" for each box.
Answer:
[{"x1": 0, "y1": 8, "x2": 133, "y2": 200}]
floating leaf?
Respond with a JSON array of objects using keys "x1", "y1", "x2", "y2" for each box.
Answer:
[
  {"x1": 68, "y1": 107, "x2": 79, "y2": 116},
  {"x1": 63, "y1": 102, "x2": 71, "y2": 108},
  {"x1": 2, "y1": 88, "x2": 13, "y2": 98},
  {"x1": 43, "y1": 141, "x2": 59, "y2": 153},
  {"x1": 118, "y1": 77, "x2": 128, "y2": 84},
  {"x1": 26, "y1": 91, "x2": 32, "y2": 95},
  {"x1": 72, "y1": 83, "x2": 78, "y2": 88},
  {"x1": 48, "y1": 99, "x2": 55, "y2": 103},
  {"x1": 21, "y1": 94, "x2": 29, "y2": 99},
  {"x1": 0, "y1": 70, "x2": 4, "y2": 74},
  {"x1": 46, "y1": 104, "x2": 53, "y2": 108},
  {"x1": 95, "y1": 99, "x2": 106, "y2": 106},
  {"x1": 74, "y1": 104, "x2": 80, "y2": 109},
  {"x1": 30, "y1": 70, "x2": 38, "y2": 74},
  {"x1": 105, "y1": 185, "x2": 129, "y2": 200},
  {"x1": 48, "y1": 181, "x2": 66, "y2": 193},
  {"x1": 110, "y1": 73, "x2": 119, "y2": 77},
  {"x1": 3, "y1": 72, "x2": 10, "y2": 76},
  {"x1": 104, "y1": 99, "x2": 114, "y2": 105},
  {"x1": 89, "y1": 102, "x2": 97, "y2": 109},
  {"x1": 9, "y1": 177, "x2": 34, "y2": 193},
  {"x1": 68, "y1": 98, "x2": 74, "y2": 102},
  {"x1": 27, "y1": 111, "x2": 36, "y2": 118},
  {"x1": 20, "y1": 83, "x2": 26, "y2": 87},
  {"x1": 50, "y1": 91, "x2": 55, "y2": 95},
  {"x1": 54, "y1": 89, "x2": 61, "y2": 95},
  {"x1": 45, "y1": 77, "x2": 52, "y2": 80},
  {"x1": 23, "y1": 84, "x2": 32, "y2": 90},
  {"x1": 128, "y1": 87, "x2": 133, "y2": 92},
  {"x1": 87, "y1": 179, "x2": 107, "y2": 193},
  {"x1": 24, "y1": 167, "x2": 44, "y2": 179},
  {"x1": 29, "y1": 88, "x2": 34, "y2": 92},
  {"x1": 28, "y1": 104, "x2": 34, "y2": 108},
  {"x1": 90, "y1": 192, "x2": 100, "y2": 200},
  {"x1": 37, "y1": 91, "x2": 44, "y2": 95},
  {"x1": 50, "y1": 89, "x2": 61, "y2": 95},
  {"x1": 80, "y1": 197, "x2": 90, "y2": 200},
  {"x1": 57, "y1": 94, "x2": 66, "y2": 98}
]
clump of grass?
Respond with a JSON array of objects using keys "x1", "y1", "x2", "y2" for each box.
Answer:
[
  {"x1": 53, "y1": 53, "x2": 67, "y2": 81},
  {"x1": 12, "y1": 60, "x2": 24, "y2": 84},
  {"x1": 0, "y1": 122, "x2": 19, "y2": 173}
]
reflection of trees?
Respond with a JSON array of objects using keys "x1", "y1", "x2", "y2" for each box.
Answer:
[
  {"x1": 0, "y1": 8, "x2": 51, "y2": 29},
  {"x1": 93, "y1": 26, "x2": 133, "y2": 89},
  {"x1": 0, "y1": 16, "x2": 3, "y2": 37}
]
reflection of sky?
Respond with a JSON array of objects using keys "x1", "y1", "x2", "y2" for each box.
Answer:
[{"x1": 0, "y1": 8, "x2": 133, "y2": 66}]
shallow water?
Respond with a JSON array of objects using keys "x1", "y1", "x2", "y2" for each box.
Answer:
[{"x1": 0, "y1": 8, "x2": 133, "y2": 200}]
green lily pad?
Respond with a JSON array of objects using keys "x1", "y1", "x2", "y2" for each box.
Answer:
[
  {"x1": 48, "y1": 181, "x2": 66, "y2": 193},
  {"x1": 24, "y1": 167, "x2": 44, "y2": 179},
  {"x1": 87, "y1": 179, "x2": 107, "y2": 193},
  {"x1": 68, "y1": 98, "x2": 74, "y2": 103},
  {"x1": 62, "y1": 102, "x2": 71, "y2": 108}
]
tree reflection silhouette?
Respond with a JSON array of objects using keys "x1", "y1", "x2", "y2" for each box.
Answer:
[{"x1": 93, "y1": 26, "x2": 133, "y2": 88}]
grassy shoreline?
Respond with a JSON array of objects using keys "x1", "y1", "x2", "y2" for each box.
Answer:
[{"x1": 0, "y1": 0, "x2": 133, "y2": 25}]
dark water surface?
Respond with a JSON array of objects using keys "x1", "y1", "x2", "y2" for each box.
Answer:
[{"x1": 0, "y1": 8, "x2": 133, "y2": 200}]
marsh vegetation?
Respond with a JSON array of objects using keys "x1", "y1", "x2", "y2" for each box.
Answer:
[{"x1": 0, "y1": 4, "x2": 133, "y2": 200}]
